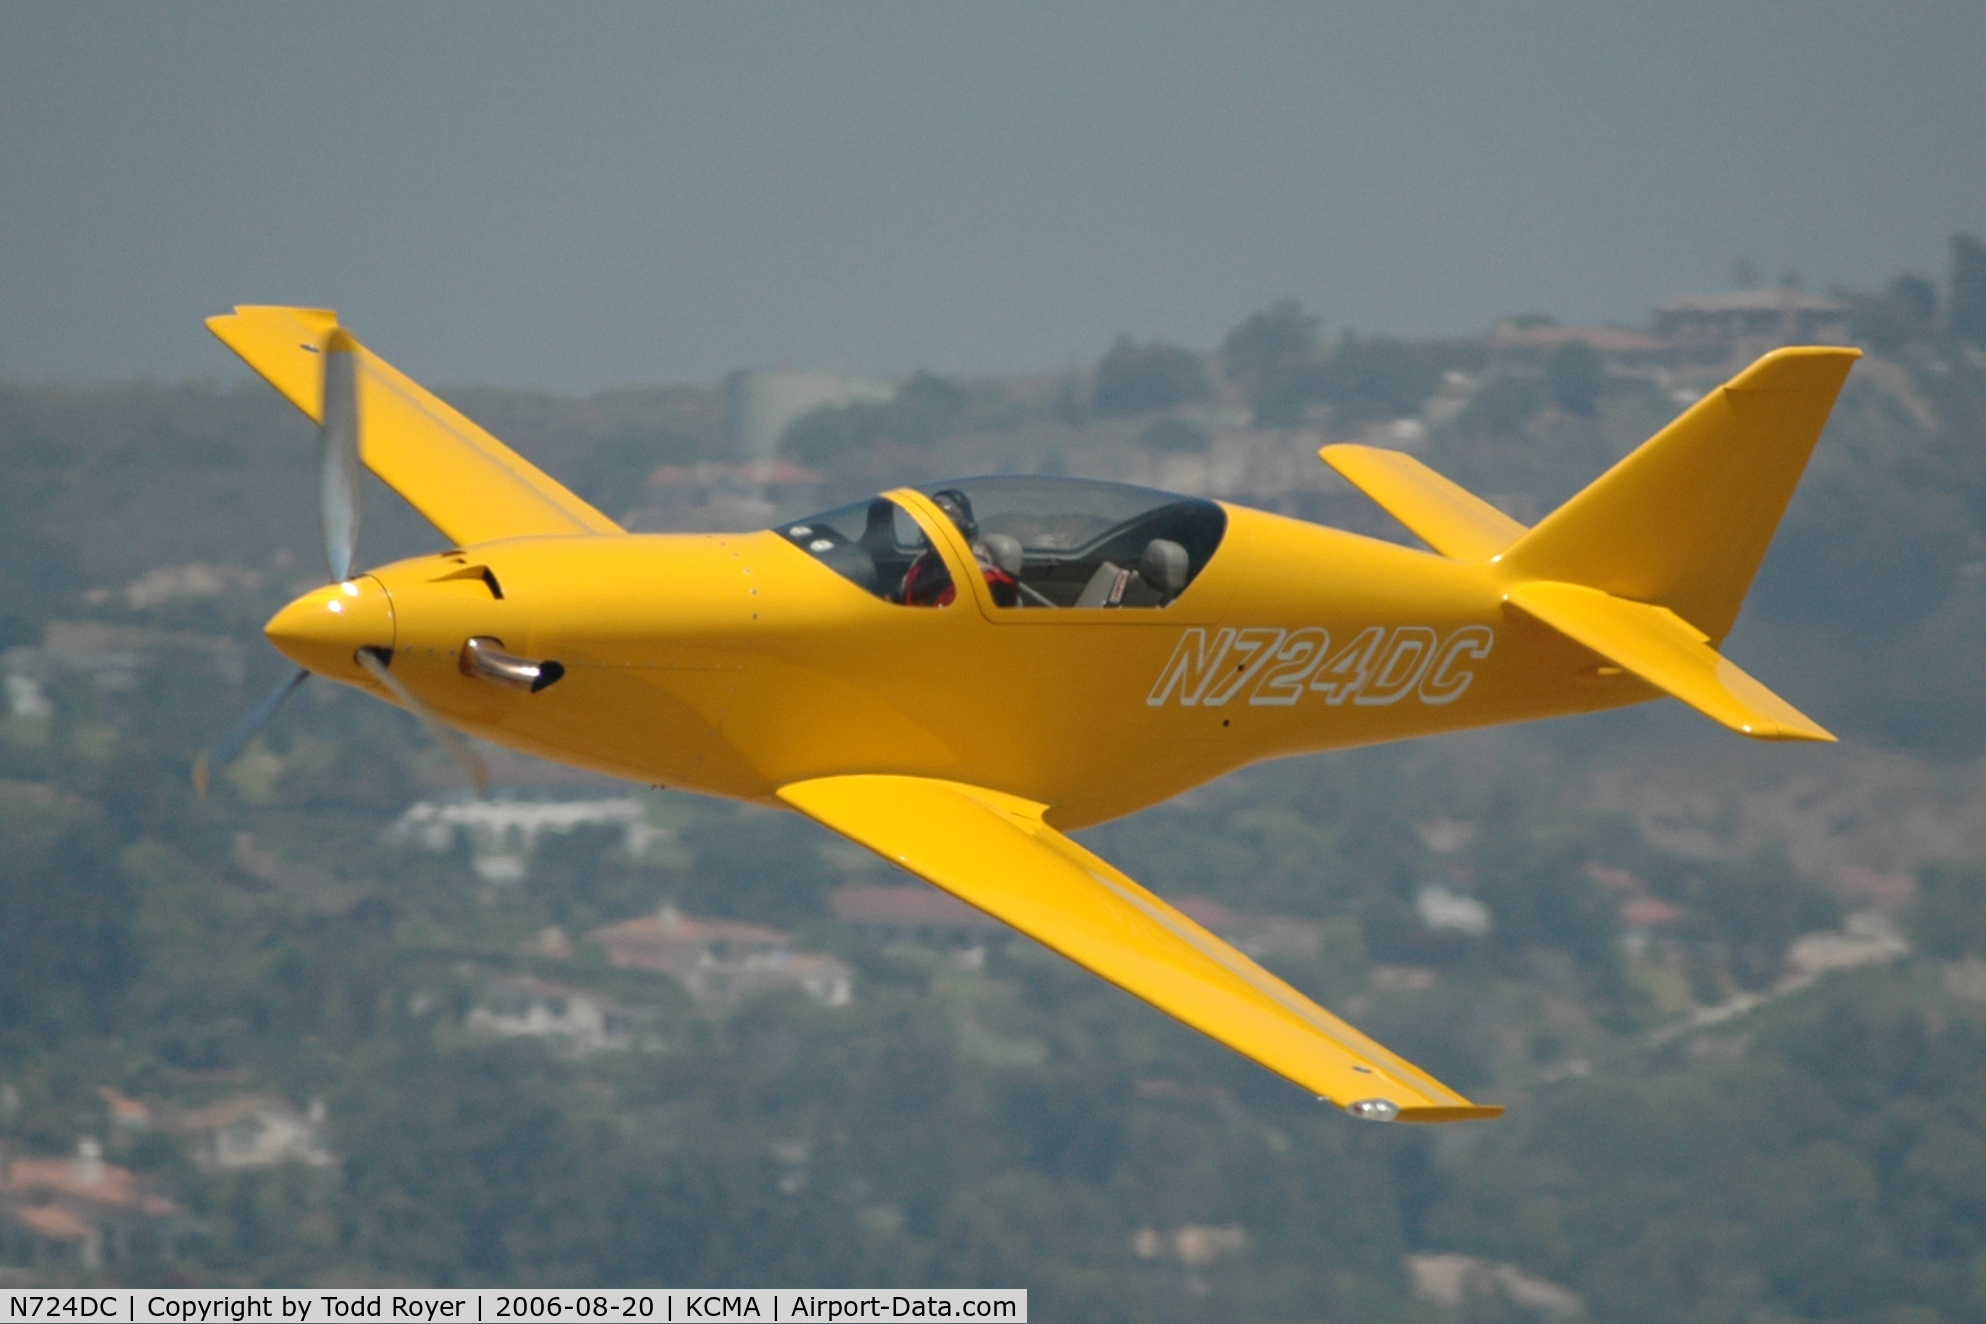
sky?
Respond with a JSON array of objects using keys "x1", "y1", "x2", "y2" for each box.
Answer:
[{"x1": 3, "y1": 2, "x2": 1983, "y2": 391}]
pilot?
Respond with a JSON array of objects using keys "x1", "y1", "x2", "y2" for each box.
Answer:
[{"x1": 900, "y1": 489, "x2": 1020, "y2": 607}]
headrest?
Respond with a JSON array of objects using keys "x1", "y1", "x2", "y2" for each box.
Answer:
[
  {"x1": 981, "y1": 533, "x2": 1025, "y2": 577},
  {"x1": 1139, "y1": 539, "x2": 1190, "y2": 597}
]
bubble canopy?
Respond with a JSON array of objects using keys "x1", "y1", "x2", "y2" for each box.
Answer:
[{"x1": 776, "y1": 476, "x2": 1227, "y2": 608}]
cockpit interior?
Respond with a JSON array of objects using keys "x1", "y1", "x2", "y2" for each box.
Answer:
[{"x1": 778, "y1": 477, "x2": 1228, "y2": 610}]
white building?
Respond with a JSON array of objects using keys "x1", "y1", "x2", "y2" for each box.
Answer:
[
  {"x1": 392, "y1": 796, "x2": 669, "y2": 882},
  {"x1": 171, "y1": 1096, "x2": 335, "y2": 1172},
  {"x1": 593, "y1": 905, "x2": 853, "y2": 1009},
  {"x1": 466, "y1": 975, "x2": 659, "y2": 1055}
]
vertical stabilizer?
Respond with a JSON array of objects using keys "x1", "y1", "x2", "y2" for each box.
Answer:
[{"x1": 1500, "y1": 346, "x2": 1859, "y2": 642}]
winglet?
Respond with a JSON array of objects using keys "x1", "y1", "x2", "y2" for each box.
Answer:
[{"x1": 1507, "y1": 580, "x2": 1834, "y2": 742}]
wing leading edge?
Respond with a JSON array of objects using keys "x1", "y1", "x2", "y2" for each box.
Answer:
[
  {"x1": 778, "y1": 774, "x2": 1501, "y2": 1123},
  {"x1": 207, "y1": 305, "x2": 622, "y2": 547}
]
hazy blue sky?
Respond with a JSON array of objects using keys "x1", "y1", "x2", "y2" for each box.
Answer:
[{"x1": 3, "y1": 3, "x2": 1982, "y2": 390}]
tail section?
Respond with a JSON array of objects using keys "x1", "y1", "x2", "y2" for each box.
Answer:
[
  {"x1": 1322, "y1": 345, "x2": 1859, "y2": 743},
  {"x1": 1500, "y1": 346, "x2": 1859, "y2": 643}
]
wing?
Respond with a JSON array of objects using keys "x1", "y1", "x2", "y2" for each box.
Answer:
[
  {"x1": 207, "y1": 305, "x2": 622, "y2": 546},
  {"x1": 779, "y1": 774, "x2": 1501, "y2": 1123}
]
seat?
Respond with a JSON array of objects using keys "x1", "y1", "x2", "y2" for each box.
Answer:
[
  {"x1": 1075, "y1": 538, "x2": 1190, "y2": 608},
  {"x1": 981, "y1": 533, "x2": 1024, "y2": 577},
  {"x1": 859, "y1": 497, "x2": 899, "y2": 557},
  {"x1": 1074, "y1": 560, "x2": 1130, "y2": 607},
  {"x1": 1136, "y1": 538, "x2": 1190, "y2": 603}
]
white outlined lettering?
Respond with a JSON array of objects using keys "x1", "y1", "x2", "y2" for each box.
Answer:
[
  {"x1": 1146, "y1": 628, "x2": 1235, "y2": 707},
  {"x1": 1308, "y1": 626, "x2": 1386, "y2": 705},
  {"x1": 1419, "y1": 625, "x2": 1494, "y2": 704},
  {"x1": 1153, "y1": 625, "x2": 1493, "y2": 711},
  {"x1": 1200, "y1": 628, "x2": 1286, "y2": 707},
  {"x1": 1354, "y1": 626, "x2": 1437, "y2": 706},
  {"x1": 1248, "y1": 627, "x2": 1330, "y2": 706}
]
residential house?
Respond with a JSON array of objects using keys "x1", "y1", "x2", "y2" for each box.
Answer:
[
  {"x1": 466, "y1": 975, "x2": 658, "y2": 1054},
  {"x1": 1483, "y1": 321, "x2": 1676, "y2": 378},
  {"x1": 171, "y1": 1096, "x2": 334, "y2": 1172},
  {"x1": 1653, "y1": 288, "x2": 1851, "y2": 371},
  {"x1": 392, "y1": 796, "x2": 669, "y2": 883},
  {"x1": 828, "y1": 885, "x2": 1009, "y2": 944},
  {"x1": 4, "y1": 621, "x2": 241, "y2": 720},
  {"x1": 592, "y1": 905, "x2": 852, "y2": 1008},
  {"x1": 0, "y1": 1139, "x2": 182, "y2": 1271},
  {"x1": 97, "y1": 1089, "x2": 150, "y2": 1137}
]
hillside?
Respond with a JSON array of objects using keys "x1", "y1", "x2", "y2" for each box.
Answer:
[{"x1": 0, "y1": 277, "x2": 1984, "y2": 1319}]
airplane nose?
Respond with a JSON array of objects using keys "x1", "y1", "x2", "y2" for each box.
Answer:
[{"x1": 265, "y1": 575, "x2": 395, "y2": 679}]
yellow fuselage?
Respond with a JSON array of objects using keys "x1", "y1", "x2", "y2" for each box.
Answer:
[{"x1": 271, "y1": 499, "x2": 1647, "y2": 829}]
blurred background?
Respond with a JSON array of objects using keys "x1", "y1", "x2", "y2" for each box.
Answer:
[{"x1": 4, "y1": 4, "x2": 1986, "y2": 1319}]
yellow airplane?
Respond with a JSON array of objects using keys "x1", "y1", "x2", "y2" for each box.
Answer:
[{"x1": 199, "y1": 306, "x2": 1859, "y2": 1125}]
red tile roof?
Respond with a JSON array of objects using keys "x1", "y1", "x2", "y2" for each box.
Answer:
[
  {"x1": 2, "y1": 1157, "x2": 180, "y2": 1217},
  {"x1": 12, "y1": 1204, "x2": 93, "y2": 1241},
  {"x1": 827, "y1": 886, "x2": 1006, "y2": 933}
]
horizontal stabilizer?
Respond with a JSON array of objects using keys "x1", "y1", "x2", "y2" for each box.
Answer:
[
  {"x1": 1506, "y1": 580, "x2": 1834, "y2": 742},
  {"x1": 208, "y1": 306, "x2": 622, "y2": 547},
  {"x1": 780, "y1": 774, "x2": 1502, "y2": 1122},
  {"x1": 1320, "y1": 444, "x2": 1527, "y2": 560}
]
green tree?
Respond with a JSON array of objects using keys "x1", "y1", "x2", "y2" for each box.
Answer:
[
  {"x1": 1316, "y1": 336, "x2": 1439, "y2": 424},
  {"x1": 1456, "y1": 376, "x2": 1544, "y2": 435},
  {"x1": 1910, "y1": 863, "x2": 1986, "y2": 959},
  {"x1": 1753, "y1": 473, "x2": 1974, "y2": 629},
  {"x1": 1221, "y1": 301, "x2": 1321, "y2": 424},
  {"x1": 1951, "y1": 233, "x2": 1986, "y2": 343},
  {"x1": 1136, "y1": 418, "x2": 1209, "y2": 453},
  {"x1": 1849, "y1": 273, "x2": 1939, "y2": 353},
  {"x1": 783, "y1": 372, "x2": 1028, "y2": 464},
  {"x1": 1546, "y1": 340, "x2": 1605, "y2": 417},
  {"x1": 0, "y1": 785, "x2": 134, "y2": 1046},
  {"x1": 675, "y1": 810, "x2": 840, "y2": 925},
  {"x1": 1093, "y1": 338, "x2": 1213, "y2": 416},
  {"x1": 1667, "y1": 850, "x2": 1840, "y2": 990},
  {"x1": 1221, "y1": 300, "x2": 1319, "y2": 383}
]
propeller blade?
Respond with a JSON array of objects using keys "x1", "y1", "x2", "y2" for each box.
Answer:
[
  {"x1": 319, "y1": 329, "x2": 364, "y2": 582},
  {"x1": 192, "y1": 667, "x2": 309, "y2": 796},
  {"x1": 355, "y1": 647, "x2": 490, "y2": 797}
]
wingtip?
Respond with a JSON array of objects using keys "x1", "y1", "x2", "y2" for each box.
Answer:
[
  {"x1": 1396, "y1": 1104, "x2": 1505, "y2": 1124},
  {"x1": 1726, "y1": 344, "x2": 1863, "y2": 393},
  {"x1": 1755, "y1": 721, "x2": 1837, "y2": 744}
]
